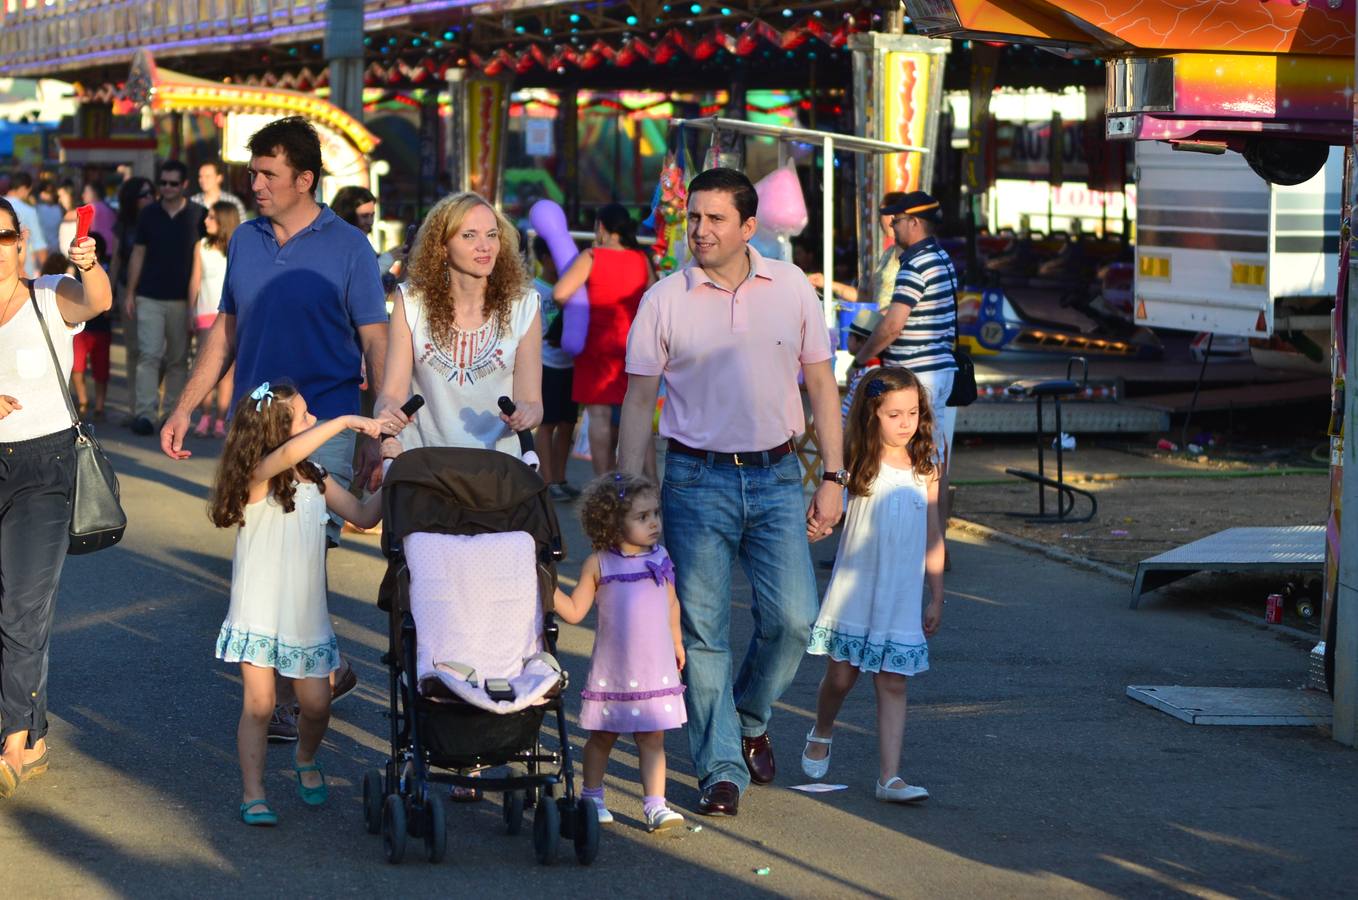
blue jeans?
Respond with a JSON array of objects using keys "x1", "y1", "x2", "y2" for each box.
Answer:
[
  {"x1": 309, "y1": 425, "x2": 355, "y2": 546},
  {"x1": 662, "y1": 451, "x2": 819, "y2": 792}
]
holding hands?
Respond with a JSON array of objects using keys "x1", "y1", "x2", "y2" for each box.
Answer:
[
  {"x1": 0, "y1": 395, "x2": 21, "y2": 420},
  {"x1": 805, "y1": 480, "x2": 843, "y2": 543}
]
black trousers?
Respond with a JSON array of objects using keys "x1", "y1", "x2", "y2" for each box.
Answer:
[{"x1": 0, "y1": 428, "x2": 75, "y2": 749}]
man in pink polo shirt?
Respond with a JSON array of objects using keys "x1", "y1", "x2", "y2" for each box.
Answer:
[{"x1": 618, "y1": 167, "x2": 845, "y2": 817}]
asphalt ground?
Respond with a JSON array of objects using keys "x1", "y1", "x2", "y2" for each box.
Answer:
[{"x1": 3, "y1": 413, "x2": 1357, "y2": 897}]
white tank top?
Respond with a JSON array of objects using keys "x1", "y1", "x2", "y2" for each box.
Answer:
[
  {"x1": 399, "y1": 283, "x2": 539, "y2": 457},
  {"x1": 195, "y1": 241, "x2": 228, "y2": 319},
  {"x1": 0, "y1": 275, "x2": 84, "y2": 442}
]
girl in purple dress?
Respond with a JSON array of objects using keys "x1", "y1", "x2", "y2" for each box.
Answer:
[{"x1": 554, "y1": 472, "x2": 687, "y2": 832}]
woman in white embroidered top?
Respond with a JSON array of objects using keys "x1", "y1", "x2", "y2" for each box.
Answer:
[
  {"x1": 0, "y1": 198, "x2": 113, "y2": 799},
  {"x1": 375, "y1": 192, "x2": 543, "y2": 459}
]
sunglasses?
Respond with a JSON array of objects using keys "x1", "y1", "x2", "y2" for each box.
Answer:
[
  {"x1": 0, "y1": 229, "x2": 19, "y2": 246},
  {"x1": 158, "y1": 179, "x2": 183, "y2": 187}
]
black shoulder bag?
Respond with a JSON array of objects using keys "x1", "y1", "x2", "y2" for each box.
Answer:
[
  {"x1": 945, "y1": 264, "x2": 977, "y2": 407},
  {"x1": 30, "y1": 284, "x2": 128, "y2": 554}
]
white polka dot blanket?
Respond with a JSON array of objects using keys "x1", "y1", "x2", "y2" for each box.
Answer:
[{"x1": 407, "y1": 531, "x2": 564, "y2": 713}]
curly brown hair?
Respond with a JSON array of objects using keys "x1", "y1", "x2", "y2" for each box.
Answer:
[
  {"x1": 578, "y1": 471, "x2": 660, "y2": 552},
  {"x1": 209, "y1": 382, "x2": 322, "y2": 528},
  {"x1": 406, "y1": 191, "x2": 531, "y2": 344},
  {"x1": 844, "y1": 366, "x2": 938, "y2": 496}
]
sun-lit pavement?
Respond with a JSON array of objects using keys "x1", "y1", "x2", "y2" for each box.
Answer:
[{"x1": 3, "y1": 415, "x2": 1357, "y2": 898}]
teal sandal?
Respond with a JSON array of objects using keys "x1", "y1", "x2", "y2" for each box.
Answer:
[
  {"x1": 293, "y1": 757, "x2": 328, "y2": 806},
  {"x1": 239, "y1": 799, "x2": 278, "y2": 826}
]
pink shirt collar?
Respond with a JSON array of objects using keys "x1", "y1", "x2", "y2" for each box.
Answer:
[{"x1": 680, "y1": 243, "x2": 774, "y2": 294}]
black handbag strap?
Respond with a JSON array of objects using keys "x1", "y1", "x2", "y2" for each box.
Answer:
[{"x1": 25, "y1": 277, "x2": 84, "y2": 431}]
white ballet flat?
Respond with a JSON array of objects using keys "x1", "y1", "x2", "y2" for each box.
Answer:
[
  {"x1": 800, "y1": 730, "x2": 833, "y2": 780},
  {"x1": 876, "y1": 777, "x2": 928, "y2": 803}
]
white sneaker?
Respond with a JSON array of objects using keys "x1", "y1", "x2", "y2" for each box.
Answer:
[
  {"x1": 645, "y1": 805, "x2": 685, "y2": 832},
  {"x1": 587, "y1": 796, "x2": 613, "y2": 824},
  {"x1": 801, "y1": 730, "x2": 833, "y2": 780},
  {"x1": 876, "y1": 777, "x2": 928, "y2": 803}
]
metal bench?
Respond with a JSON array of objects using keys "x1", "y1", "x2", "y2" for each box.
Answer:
[{"x1": 1004, "y1": 356, "x2": 1097, "y2": 523}]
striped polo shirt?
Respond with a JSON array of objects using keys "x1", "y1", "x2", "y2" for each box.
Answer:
[{"x1": 883, "y1": 236, "x2": 958, "y2": 374}]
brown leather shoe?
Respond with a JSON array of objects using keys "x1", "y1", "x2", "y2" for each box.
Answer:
[
  {"x1": 697, "y1": 780, "x2": 740, "y2": 817},
  {"x1": 742, "y1": 733, "x2": 776, "y2": 785},
  {"x1": 330, "y1": 658, "x2": 358, "y2": 704}
]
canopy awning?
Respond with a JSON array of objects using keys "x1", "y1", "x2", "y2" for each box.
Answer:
[{"x1": 126, "y1": 50, "x2": 377, "y2": 156}]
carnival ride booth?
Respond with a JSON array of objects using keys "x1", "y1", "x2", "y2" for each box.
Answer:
[
  {"x1": 120, "y1": 51, "x2": 378, "y2": 206},
  {"x1": 904, "y1": 0, "x2": 1357, "y2": 733}
]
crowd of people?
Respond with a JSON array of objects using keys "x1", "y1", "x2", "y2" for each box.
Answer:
[{"x1": 0, "y1": 115, "x2": 960, "y2": 830}]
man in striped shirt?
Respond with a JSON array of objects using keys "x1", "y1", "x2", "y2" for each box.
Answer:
[{"x1": 851, "y1": 190, "x2": 958, "y2": 523}]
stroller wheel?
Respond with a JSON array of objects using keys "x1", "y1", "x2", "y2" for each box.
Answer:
[
  {"x1": 382, "y1": 793, "x2": 407, "y2": 864},
  {"x1": 504, "y1": 789, "x2": 525, "y2": 835},
  {"x1": 424, "y1": 796, "x2": 448, "y2": 864},
  {"x1": 362, "y1": 770, "x2": 383, "y2": 835},
  {"x1": 532, "y1": 793, "x2": 561, "y2": 865},
  {"x1": 573, "y1": 799, "x2": 600, "y2": 866}
]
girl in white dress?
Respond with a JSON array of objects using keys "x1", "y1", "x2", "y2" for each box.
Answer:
[
  {"x1": 802, "y1": 366, "x2": 945, "y2": 803},
  {"x1": 210, "y1": 380, "x2": 389, "y2": 826}
]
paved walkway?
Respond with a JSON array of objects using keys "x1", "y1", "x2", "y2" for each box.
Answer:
[{"x1": 2, "y1": 425, "x2": 1355, "y2": 897}]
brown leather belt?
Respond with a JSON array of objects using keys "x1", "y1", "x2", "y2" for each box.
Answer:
[{"x1": 667, "y1": 438, "x2": 795, "y2": 468}]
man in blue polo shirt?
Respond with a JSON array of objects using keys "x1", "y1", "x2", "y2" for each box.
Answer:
[{"x1": 161, "y1": 116, "x2": 388, "y2": 733}]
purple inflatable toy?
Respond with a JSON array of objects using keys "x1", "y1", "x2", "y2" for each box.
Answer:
[{"x1": 529, "y1": 199, "x2": 589, "y2": 357}]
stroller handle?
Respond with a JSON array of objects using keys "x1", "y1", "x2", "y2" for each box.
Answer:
[{"x1": 498, "y1": 396, "x2": 540, "y2": 471}]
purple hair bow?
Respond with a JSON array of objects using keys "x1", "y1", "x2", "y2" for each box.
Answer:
[{"x1": 646, "y1": 556, "x2": 676, "y2": 586}]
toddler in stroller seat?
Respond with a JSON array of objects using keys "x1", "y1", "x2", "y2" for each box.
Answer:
[{"x1": 364, "y1": 441, "x2": 601, "y2": 866}]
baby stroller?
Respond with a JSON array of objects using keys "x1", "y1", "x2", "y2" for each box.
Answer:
[{"x1": 362, "y1": 423, "x2": 600, "y2": 866}]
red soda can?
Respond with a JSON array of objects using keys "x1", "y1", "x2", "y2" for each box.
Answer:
[{"x1": 1265, "y1": 593, "x2": 1283, "y2": 624}]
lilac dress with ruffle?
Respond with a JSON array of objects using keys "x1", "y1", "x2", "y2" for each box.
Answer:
[{"x1": 578, "y1": 546, "x2": 687, "y2": 733}]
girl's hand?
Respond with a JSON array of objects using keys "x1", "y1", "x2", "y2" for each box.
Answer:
[
  {"x1": 923, "y1": 598, "x2": 943, "y2": 637},
  {"x1": 0, "y1": 395, "x2": 21, "y2": 419},
  {"x1": 345, "y1": 415, "x2": 386, "y2": 439},
  {"x1": 380, "y1": 436, "x2": 404, "y2": 461},
  {"x1": 674, "y1": 643, "x2": 686, "y2": 672}
]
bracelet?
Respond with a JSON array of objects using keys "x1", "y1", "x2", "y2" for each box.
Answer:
[{"x1": 75, "y1": 260, "x2": 96, "y2": 273}]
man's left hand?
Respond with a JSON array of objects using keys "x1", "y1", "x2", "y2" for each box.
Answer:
[
  {"x1": 806, "y1": 480, "x2": 843, "y2": 542},
  {"x1": 356, "y1": 436, "x2": 383, "y2": 491}
]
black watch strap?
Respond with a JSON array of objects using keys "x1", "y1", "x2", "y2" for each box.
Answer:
[{"x1": 823, "y1": 470, "x2": 848, "y2": 485}]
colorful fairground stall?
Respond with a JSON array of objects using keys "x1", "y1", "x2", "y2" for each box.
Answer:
[
  {"x1": 903, "y1": 0, "x2": 1358, "y2": 746},
  {"x1": 59, "y1": 50, "x2": 378, "y2": 204}
]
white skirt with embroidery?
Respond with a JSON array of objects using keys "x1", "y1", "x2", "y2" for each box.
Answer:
[
  {"x1": 214, "y1": 483, "x2": 339, "y2": 679},
  {"x1": 808, "y1": 464, "x2": 930, "y2": 676}
]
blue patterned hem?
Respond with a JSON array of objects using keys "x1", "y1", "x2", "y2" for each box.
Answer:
[
  {"x1": 215, "y1": 626, "x2": 339, "y2": 679},
  {"x1": 807, "y1": 625, "x2": 929, "y2": 676}
]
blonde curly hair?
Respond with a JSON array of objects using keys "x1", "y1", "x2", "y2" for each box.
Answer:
[
  {"x1": 579, "y1": 471, "x2": 660, "y2": 552},
  {"x1": 407, "y1": 191, "x2": 531, "y2": 342}
]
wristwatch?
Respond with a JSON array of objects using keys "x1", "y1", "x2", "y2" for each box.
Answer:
[{"x1": 823, "y1": 469, "x2": 849, "y2": 486}]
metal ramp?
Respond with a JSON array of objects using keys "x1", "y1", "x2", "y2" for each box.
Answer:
[
  {"x1": 1126, "y1": 685, "x2": 1332, "y2": 726},
  {"x1": 1130, "y1": 525, "x2": 1324, "y2": 608}
]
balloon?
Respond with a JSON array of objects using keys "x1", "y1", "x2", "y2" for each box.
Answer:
[
  {"x1": 753, "y1": 162, "x2": 808, "y2": 236},
  {"x1": 529, "y1": 199, "x2": 589, "y2": 357}
]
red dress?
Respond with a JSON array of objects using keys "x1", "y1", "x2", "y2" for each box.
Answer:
[{"x1": 572, "y1": 247, "x2": 650, "y2": 405}]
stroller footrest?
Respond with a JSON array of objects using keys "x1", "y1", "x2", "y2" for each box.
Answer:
[{"x1": 485, "y1": 678, "x2": 516, "y2": 702}]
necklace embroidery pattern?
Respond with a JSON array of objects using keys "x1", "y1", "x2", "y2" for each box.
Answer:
[{"x1": 418, "y1": 317, "x2": 506, "y2": 386}]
